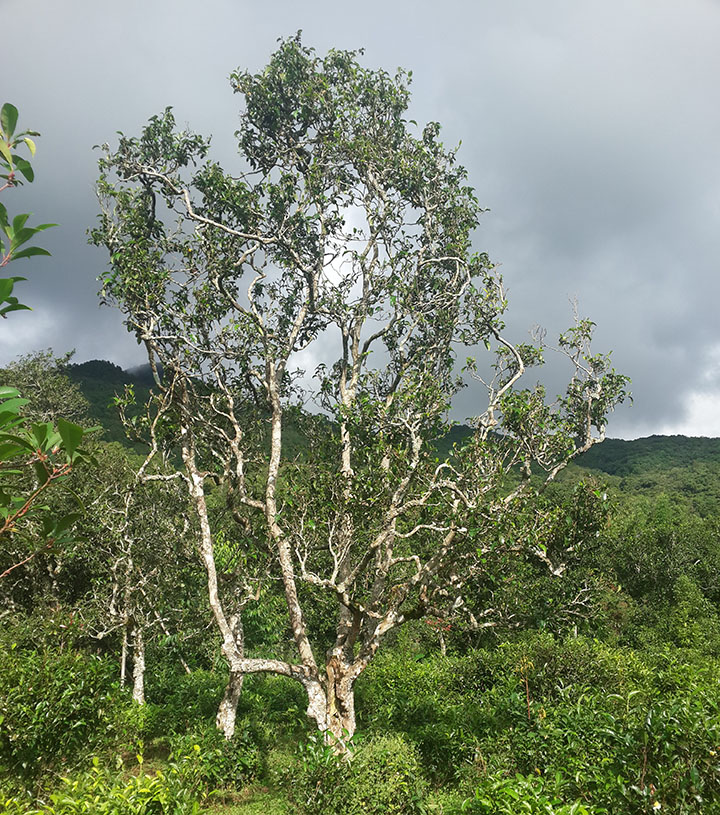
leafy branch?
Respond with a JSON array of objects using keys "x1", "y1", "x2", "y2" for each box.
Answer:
[{"x1": 0, "y1": 102, "x2": 56, "y2": 315}]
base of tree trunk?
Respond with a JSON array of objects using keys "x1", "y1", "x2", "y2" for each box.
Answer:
[{"x1": 216, "y1": 670, "x2": 244, "y2": 739}]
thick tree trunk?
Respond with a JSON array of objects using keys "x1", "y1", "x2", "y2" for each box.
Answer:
[
  {"x1": 216, "y1": 670, "x2": 244, "y2": 738},
  {"x1": 132, "y1": 623, "x2": 145, "y2": 705},
  {"x1": 324, "y1": 658, "x2": 357, "y2": 747},
  {"x1": 216, "y1": 614, "x2": 245, "y2": 739}
]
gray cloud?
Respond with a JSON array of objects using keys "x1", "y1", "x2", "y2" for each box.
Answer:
[{"x1": 2, "y1": 0, "x2": 719, "y2": 437}]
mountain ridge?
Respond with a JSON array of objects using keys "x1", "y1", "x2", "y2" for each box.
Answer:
[{"x1": 65, "y1": 359, "x2": 720, "y2": 513}]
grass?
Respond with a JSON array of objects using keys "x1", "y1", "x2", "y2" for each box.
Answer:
[{"x1": 202, "y1": 786, "x2": 287, "y2": 814}]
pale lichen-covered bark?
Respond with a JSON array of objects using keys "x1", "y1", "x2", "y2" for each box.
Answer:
[{"x1": 132, "y1": 622, "x2": 145, "y2": 705}]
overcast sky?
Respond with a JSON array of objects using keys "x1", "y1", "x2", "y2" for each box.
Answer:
[{"x1": 2, "y1": 0, "x2": 719, "y2": 438}]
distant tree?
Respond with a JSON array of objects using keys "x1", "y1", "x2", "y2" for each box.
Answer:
[
  {"x1": 92, "y1": 36, "x2": 629, "y2": 745},
  {"x1": 0, "y1": 349, "x2": 90, "y2": 424},
  {"x1": 70, "y1": 442, "x2": 200, "y2": 703}
]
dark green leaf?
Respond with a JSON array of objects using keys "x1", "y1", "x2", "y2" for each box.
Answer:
[
  {"x1": 31, "y1": 422, "x2": 51, "y2": 449},
  {"x1": 53, "y1": 512, "x2": 82, "y2": 536},
  {"x1": 0, "y1": 278, "x2": 14, "y2": 302},
  {"x1": 0, "y1": 397, "x2": 29, "y2": 415},
  {"x1": 33, "y1": 459, "x2": 50, "y2": 483},
  {"x1": 12, "y1": 213, "x2": 29, "y2": 232},
  {"x1": 13, "y1": 157, "x2": 34, "y2": 182},
  {"x1": 11, "y1": 246, "x2": 51, "y2": 261},
  {"x1": 1, "y1": 104, "x2": 19, "y2": 138},
  {"x1": 0, "y1": 302, "x2": 31, "y2": 316},
  {"x1": 0, "y1": 442, "x2": 24, "y2": 459},
  {"x1": 57, "y1": 418, "x2": 85, "y2": 459}
]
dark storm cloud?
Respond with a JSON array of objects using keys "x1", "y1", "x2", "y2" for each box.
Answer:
[{"x1": 2, "y1": 0, "x2": 719, "y2": 436}]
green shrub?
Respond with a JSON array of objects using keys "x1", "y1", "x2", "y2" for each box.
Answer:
[
  {"x1": 286, "y1": 732, "x2": 348, "y2": 815},
  {"x1": 345, "y1": 733, "x2": 428, "y2": 815},
  {"x1": 168, "y1": 722, "x2": 263, "y2": 793},
  {"x1": 357, "y1": 652, "x2": 480, "y2": 782},
  {"x1": 288, "y1": 732, "x2": 427, "y2": 815},
  {"x1": 144, "y1": 667, "x2": 226, "y2": 735},
  {"x1": 2, "y1": 756, "x2": 201, "y2": 814},
  {"x1": 239, "y1": 673, "x2": 308, "y2": 737},
  {"x1": 462, "y1": 773, "x2": 595, "y2": 815},
  {"x1": 0, "y1": 645, "x2": 119, "y2": 784}
]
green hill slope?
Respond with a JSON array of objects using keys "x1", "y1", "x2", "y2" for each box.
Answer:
[
  {"x1": 68, "y1": 360, "x2": 720, "y2": 513},
  {"x1": 66, "y1": 360, "x2": 153, "y2": 448}
]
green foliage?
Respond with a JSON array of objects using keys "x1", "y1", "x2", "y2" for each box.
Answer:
[
  {"x1": 168, "y1": 723, "x2": 263, "y2": 792},
  {"x1": 0, "y1": 352, "x2": 90, "y2": 426},
  {"x1": 0, "y1": 384, "x2": 94, "y2": 577},
  {"x1": 2, "y1": 757, "x2": 202, "y2": 814},
  {"x1": 356, "y1": 649, "x2": 480, "y2": 783},
  {"x1": 276, "y1": 733, "x2": 347, "y2": 815},
  {"x1": 343, "y1": 734, "x2": 428, "y2": 815},
  {"x1": 592, "y1": 500, "x2": 720, "y2": 651},
  {"x1": 462, "y1": 773, "x2": 594, "y2": 815},
  {"x1": 0, "y1": 102, "x2": 55, "y2": 312},
  {"x1": 0, "y1": 641, "x2": 119, "y2": 785},
  {"x1": 64, "y1": 360, "x2": 153, "y2": 449},
  {"x1": 142, "y1": 669, "x2": 226, "y2": 736},
  {"x1": 288, "y1": 733, "x2": 427, "y2": 815},
  {"x1": 571, "y1": 435, "x2": 720, "y2": 517},
  {"x1": 355, "y1": 637, "x2": 720, "y2": 813}
]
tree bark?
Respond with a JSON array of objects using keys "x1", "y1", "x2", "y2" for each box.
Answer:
[
  {"x1": 120, "y1": 618, "x2": 129, "y2": 686},
  {"x1": 132, "y1": 622, "x2": 145, "y2": 704},
  {"x1": 216, "y1": 670, "x2": 244, "y2": 739},
  {"x1": 216, "y1": 613, "x2": 245, "y2": 739},
  {"x1": 325, "y1": 657, "x2": 357, "y2": 745}
]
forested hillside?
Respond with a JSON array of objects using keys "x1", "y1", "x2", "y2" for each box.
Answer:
[{"x1": 66, "y1": 356, "x2": 720, "y2": 515}]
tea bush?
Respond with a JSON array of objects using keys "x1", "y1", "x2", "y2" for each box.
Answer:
[
  {"x1": 144, "y1": 667, "x2": 226, "y2": 736},
  {"x1": 0, "y1": 644, "x2": 119, "y2": 784},
  {"x1": 461, "y1": 773, "x2": 595, "y2": 815},
  {"x1": 1, "y1": 757, "x2": 202, "y2": 814},
  {"x1": 286, "y1": 732, "x2": 348, "y2": 815},
  {"x1": 356, "y1": 651, "x2": 481, "y2": 782},
  {"x1": 168, "y1": 721, "x2": 263, "y2": 793},
  {"x1": 467, "y1": 647, "x2": 720, "y2": 813},
  {"x1": 344, "y1": 733, "x2": 428, "y2": 815},
  {"x1": 288, "y1": 732, "x2": 427, "y2": 815}
]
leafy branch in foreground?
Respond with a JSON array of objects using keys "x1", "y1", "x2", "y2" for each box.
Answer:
[
  {"x1": 0, "y1": 102, "x2": 56, "y2": 315},
  {"x1": 0, "y1": 386, "x2": 95, "y2": 580},
  {"x1": 0, "y1": 107, "x2": 93, "y2": 583}
]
